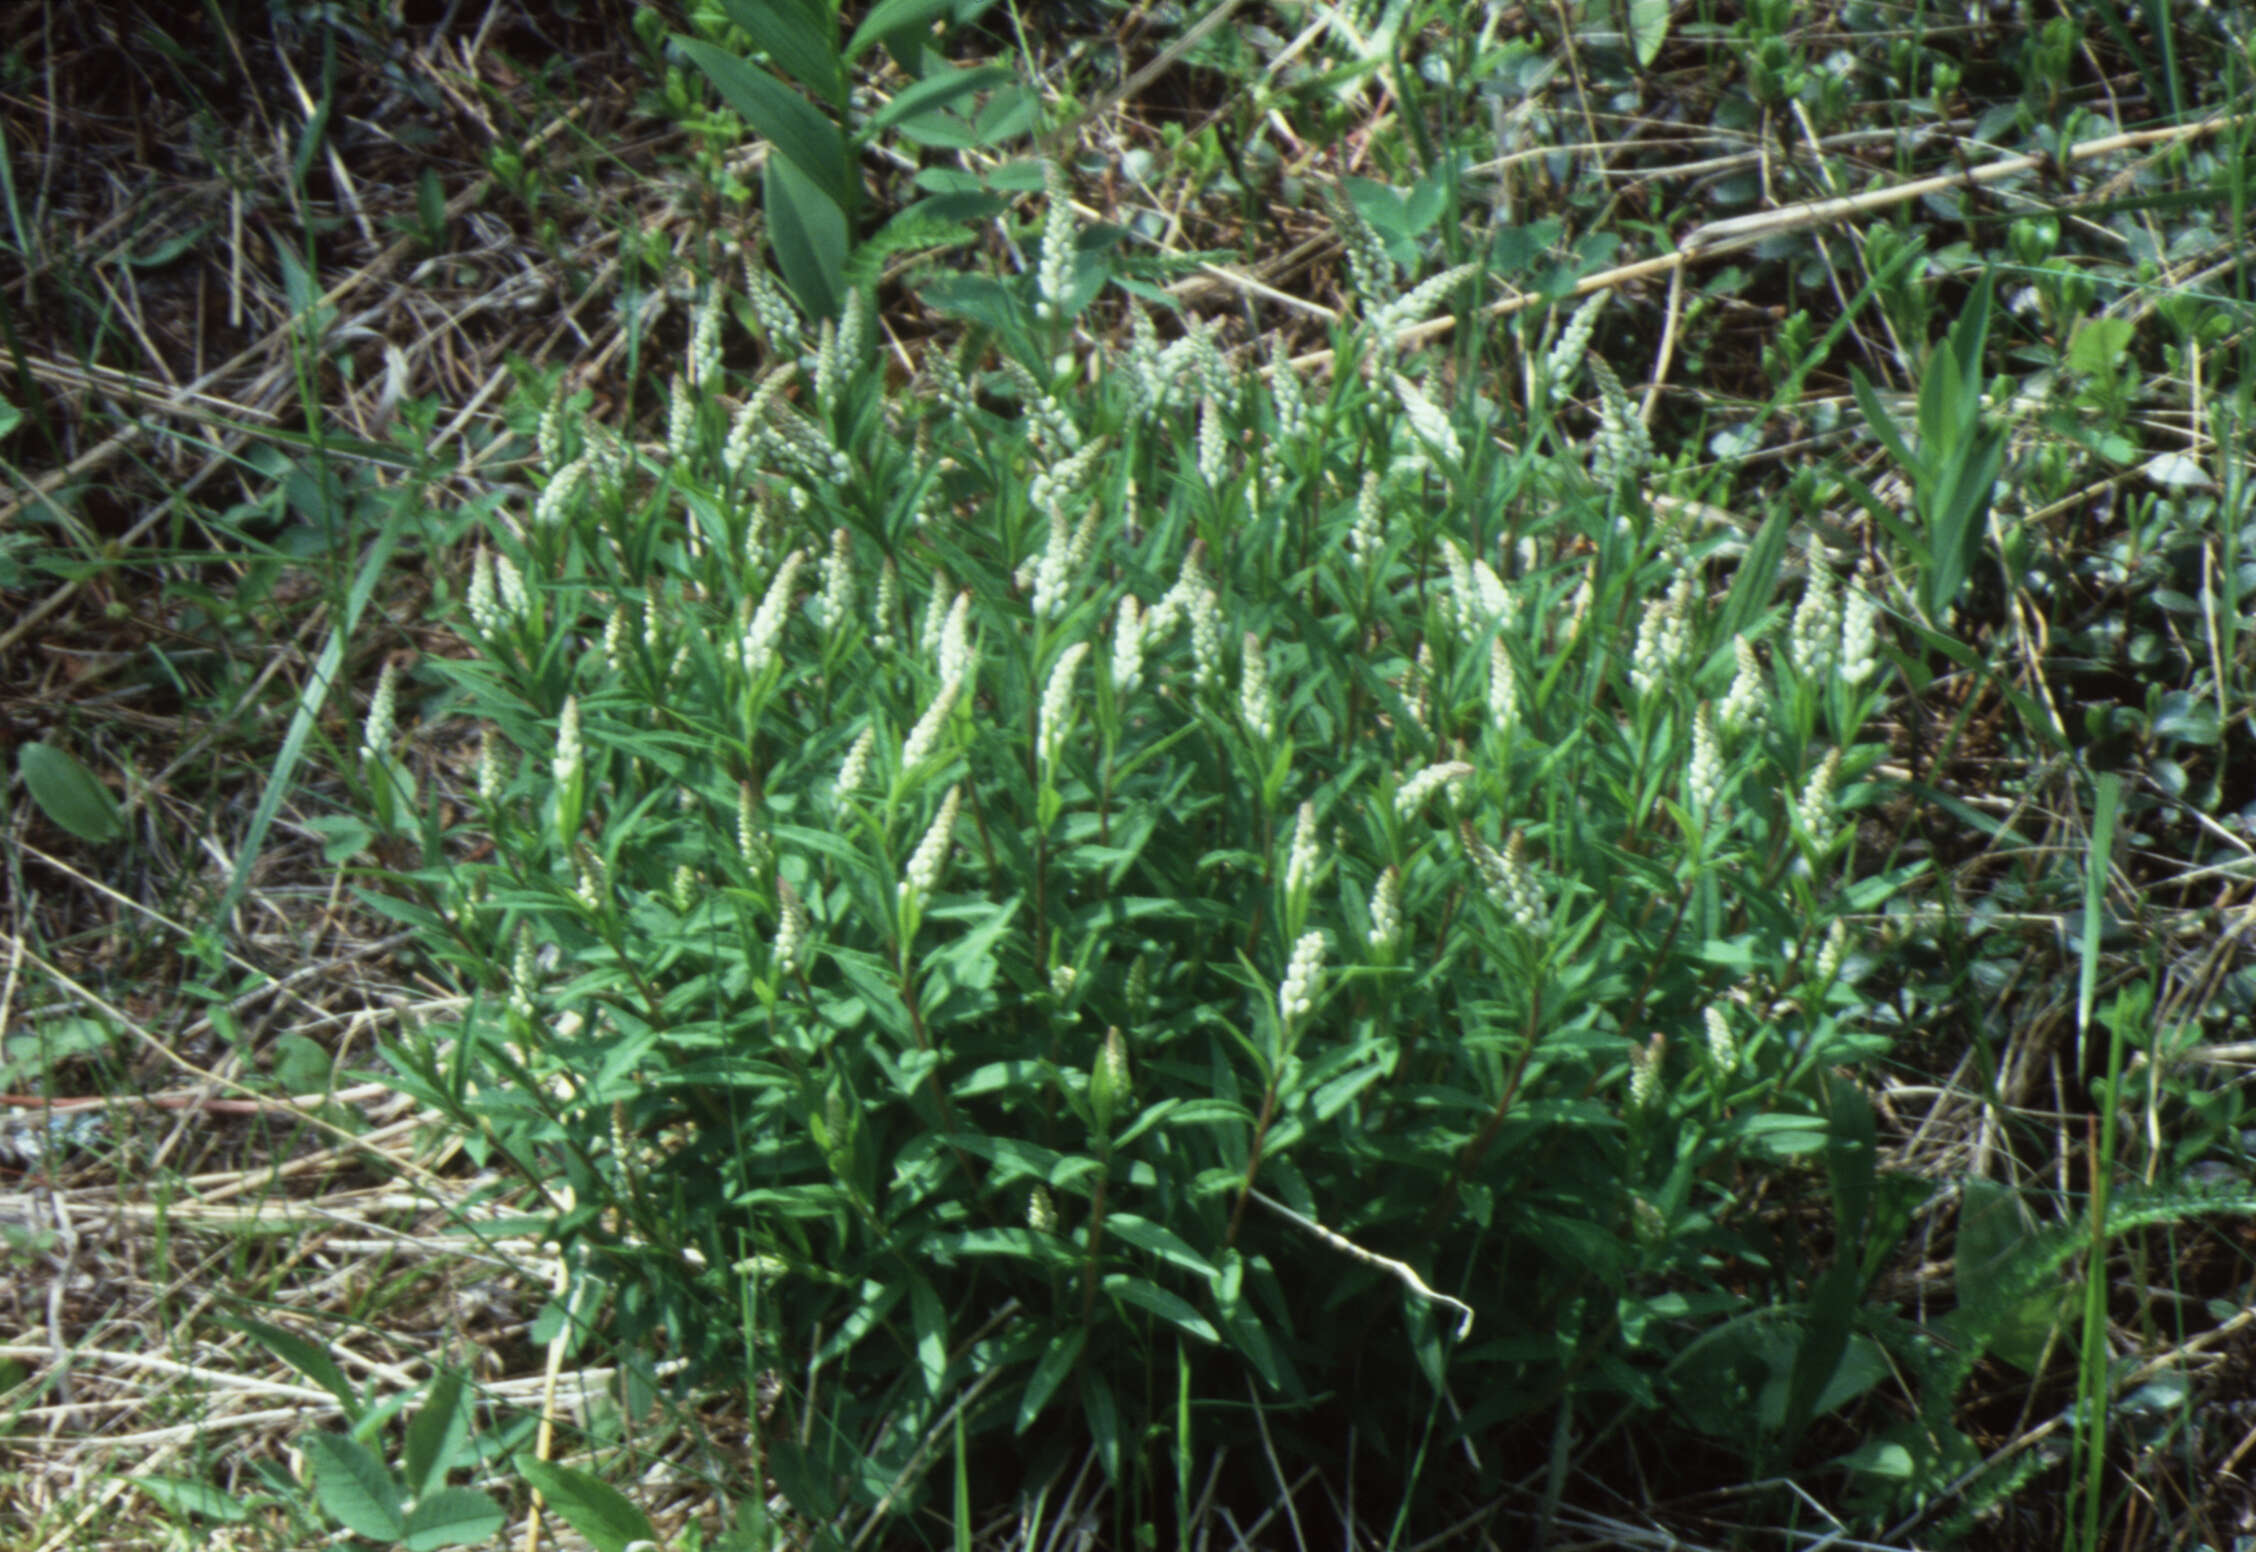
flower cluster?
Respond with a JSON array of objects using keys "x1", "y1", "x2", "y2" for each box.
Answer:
[
  {"x1": 774, "y1": 876, "x2": 813, "y2": 976},
  {"x1": 742, "y1": 550, "x2": 808, "y2": 679},
  {"x1": 901, "y1": 785, "x2": 962, "y2": 907},
  {"x1": 1279, "y1": 931, "x2": 1327, "y2": 1025},
  {"x1": 901, "y1": 677, "x2": 962, "y2": 774},
  {"x1": 1687, "y1": 703, "x2": 1724, "y2": 817},
  {"x1": 1795, "y1": 748, "x2": 1843, "y2": 847},
  {"x1": 1350, "y1": 471, "x2": 1386, "y2": 567},
  {"x1": 1543, "y1": 291, "x2": 1607, "y2": 397},
  {"x1": 1463, "y1": 825, "x2": 1545, "y2": 934},
  {"x1": 1790, "y1": 567, "x2": 1841, "y2": 678},
  {"x1": 1392, "y1": 372, "x2": 1463, "y2": 467},
  {"x1": 1333, "y1": 189, "x2": 1393, "y2": 308},
  {"x1": 1036, "y1": 159, "x2": 1077, "y2": 323},
  {"x1": 361, "y1": 662, "x2": 398, "y2": 766},
  {"x1": 1283, "y1": 802, "x2": 1321, "y2": 899},
  {"x1": 1111, "y1": 597, "x2": 1147, "y2": 697},
  {"x1": 1395, "y1": 761, "x2": 1473, "y2": 820},
  {"x1": 1366, "y1": 262, "x2": 1480, "y2": 357},
  {"x1": 1719, "y1": 636, "x2": 1767, "y2": 735},
  {"x1": 1629, "y1": 574, "x2": 1696, "y2": 697},
  {"x1": 1488, "y1": 637, "x2": 1519, "y2": 736},
  {"x1": 1840, "y1": 588, "x2": 1880, "y2": 685},
  {"x1": 836, "y1": 727, "x2": 877, "y2": 797},
  {"x1": 1366, "y1": 865, "x2": 1404, "y2": 954},
  {"x1": 816, "y1": 528, "x2": 856, "y2": 632},
  {"x1": 1040, "y1": 642, "x2": 1090, "y2": 770},
  {"x1": 1239, "y1": 632, "x2": 1276, "y2": 741},
  {"x1": 1589, "y1": 356, "x2": 1653, "y2": 488}
]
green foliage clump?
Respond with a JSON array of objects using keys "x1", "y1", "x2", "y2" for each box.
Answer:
[{"x1": 377, "y1": 187, "x2": 1929, "y2": 1532}]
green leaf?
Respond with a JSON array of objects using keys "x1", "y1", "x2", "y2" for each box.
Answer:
[
  {"x1": 1714, "y1": 506, "x2": 1789, "y2": 645},
  {"x1": 1775, "y1": 1077, "x2": 1875, "y2": 1459},
  {"x1": 916, "y1": 272, "x2": 1025, "y2": 332},
  {"x1": 861, "y1": 65, "x2": 1012, "y2": 141},
  {"x1": 972, "y1": 84, "x2": 1038, "y2": 144},
  {"x1": 910, "y1": 1274, "x2": 949, "y2": 1396},
  {"x1": 306, "y1": 812, "x2": 377, "y2": 864},
  {"x1": 1953, "y1": 1177, "x2": 2065, "y2": 1371},
  {"x1": 2064, "y1": 314, "x2": 2135, "y2": 377},
  {"x1": 17, "y1": 742, "x2": 125, "y2": 843},
  {"x1": 514, "y1": 1456, "x2": 655, "y2": 1552},
  {"x1": 765, "y1": 149, "x2": 850, "y2": 321},
  {"x1": 223, "y1": 1315, "x2": 360, "y2": 1416},
  {"x1": 1628, "y1": 0, "x2": 1670, "y2": 65},
  {"x1": 1015, "y1": 1326, "x2": 1086, "y2": 1434},
  {"x1": 1849, "y1": 366, "x2": 1919, "y2": 479},
  {"x1": 719, "y1": 0, "x2": 845, "y2": 108},
  {"x1": 2153, "y1": 690, "x2": 2220, "y2": 744},
  {"x1": 119, "y1": 1474, "x2": 255, "y2": 1524},
  {"x1": 1103, "y1": 1213, "x2": 1217, "y2": 1278},
  {"x1": 1082, "y1": 1368, "x2": 1123, "y2": 1484},
  {"x1": 846, "y1": 0, "x2": 959, "y2": 58},
  {"x1": 1102, "y1": 1273, "x2": 1219, "y2": 1343},
  {"x1": 305, "y1": 1433, "x2": 405, "y2": 1541},
  {"x1": 403, "y1": 1368, "x2": 471, "y2": 1499},
  {"x1": 0, "y1": 1015, "x2": 116, "y2": 1088},
  {"x1": 675, "y1": 36, "x2": 851, "y2": 213},
  {"x1": 762, "y1": 1438, "x2": 841, "y2": 1524},
  {"x1": 400, "y1": 1487, "x2": 507, "y2": 1552}
]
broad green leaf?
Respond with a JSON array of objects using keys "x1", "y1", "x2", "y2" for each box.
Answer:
[
  {"x1": 762, "y1": 1438, "x2": 842, "y2": 1523},
  {"x1": 305, "y1": 1433, "x2": 404, "y2": 1541},
  {"x1": 18, "y1": 742, "x2": 125, "y2": 843},
  {"x1": 846, "y1": 0, "x2": 959, "y2": 58},
  {"x1": 861, "y1": 65, "x2": 1012, "y2": 141},
  {"x1": 1629, "y1": 0, "x2": 1670, "y2": 65},
  {"x1": 1776, "y1": 1076, "x2": 1876, "y2": 1458},
  {"x1": 1954, "y1": 1177, "x2": 2064, "y2": 1371},
  {"x1": 403, "y1": 1368, "x2": 471, "y2": 1499},
  {"x1": 916, "y1": 272, "x2": 1023, "y2": 332},
  {"x1": 1849, "y1": 366, "x2": 1918, "y2": 478},
  {"x1": 119, "y1": 1475, "x2": 255, "y2": 1524},
  {"x1": 401, "y1": 1487, "x2": 507, "y2": 1552},
  {"x1": 719, "y1": 0, "x2": 845, "y2": 108},
  {"x1": 1759, "y1": 1332, "x2": 1889, "y2": 1429},
  {"x1": 1083, "y1": 1369, "x2": 1123, "y2": 1484},
  {"x1": 306, "y1": 813, "x2": 376, "y2": 864},
  {"x1": 765, "y1": 149, "x2": 850, "y2": 321},
  {"x1": 2065, "y1": 314, "x2": 2136, "y2": 376},
  {"x1": 675, "y1": 36, "x2": 851, "y2": 212},
  {"x1": 928, "y1": 1227, "x2": 1072, "y2": 1266},
  {"x1": 1015, "y1": 1326, "x2": 1086, "y2": 1434},
  {"x1": 910, "y1": 1274, "x2": 948, "y2": 1396},
  {"x1": 223, "y1": 1316, "x2": 359, "y2": 1415},
  {"x1": 1102, "y1": 1273, "x2": 1218, "y2": 1343},
  {"x1": 1104, "y1": 1213, "x2": 1217, "y2": 1278},
  {"x1": 0, "y1": 1016, "x2": 116, "y2": 1088},
  {"x1": 514, "y1": 1456, "x2": 655, "y2": 1552},
  {"x1": 973, "y1": 85, "x2": 1038, "y2": 144}
]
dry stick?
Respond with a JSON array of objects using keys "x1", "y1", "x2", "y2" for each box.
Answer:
[
  {"x1": 1286, "y1": 112, "x2": 2248, "y2": 378},
  {"x1": 1248, "y1": 1188, "x2": 1473, "y2": 1339}
]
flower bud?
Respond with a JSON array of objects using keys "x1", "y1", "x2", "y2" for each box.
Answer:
[{"x1": 1091, "y1": 1025, "x2": 1130, "y2": 1135}]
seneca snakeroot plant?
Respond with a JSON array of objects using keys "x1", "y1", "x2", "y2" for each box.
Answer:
[{"x1": 407, "y1": 225, "x2": 1921, "y2": 1525}]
